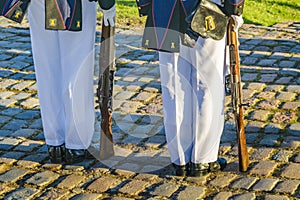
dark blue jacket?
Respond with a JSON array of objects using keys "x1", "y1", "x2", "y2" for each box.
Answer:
[
  {"x1": 137, "y1": 0, "x2": 198, "y2": 52},
  {"x1": 0, "y1": 0, "x2": 30, "y2": 23},
  {"x1": 45, "y1": 0, "x2": 115, "y2": 31},
  {"x1": 1, "y1": 0, "x2": 114, "y2": 31},
  {"x1": 45, "y1": 0, "x2": 85, "y2": 31}
]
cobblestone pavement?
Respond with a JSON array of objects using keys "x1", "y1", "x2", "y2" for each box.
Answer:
[{"x1": 0, "y1": 17, "x2": 299, "y2": 199}]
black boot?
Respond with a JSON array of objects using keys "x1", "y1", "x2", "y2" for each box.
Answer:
[
  {"x1": 48, "y1": 144, "x2": 65, "y2": 164},
  {"x1": 209, "y1": 158, "x2": 227, "y2": 172},
  {"x1": 65, "y1": 149, "x2": 87, "y2": 164},
  {"x1": 189, "y1": 162, "x2": 209, "y2": 177},
  {"x1": 173, "y1": 163, "x2": 189, "y2": 176}
]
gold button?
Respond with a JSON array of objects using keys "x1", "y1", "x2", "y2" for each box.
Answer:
[{"x1": 171, "y1": 42, "x2": 175, "y2": 49}]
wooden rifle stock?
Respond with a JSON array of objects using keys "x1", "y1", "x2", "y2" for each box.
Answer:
[
  {"x1": 98, "y1": 19, "x2": 115, "y2": 160},
  {"x1": 227, "y1": 17, "x2": 249, "y2": 172}
]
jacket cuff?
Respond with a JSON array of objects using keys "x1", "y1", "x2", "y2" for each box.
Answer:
[{"x1": 98, "y1": 0, "x2": 115, "y2": 10}]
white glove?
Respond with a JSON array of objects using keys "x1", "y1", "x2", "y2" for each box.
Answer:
[
  {"x1": 231, "y1": 15, "x2": 244, "y2": 32},
  {"x1": 99, "y1": 5, "x2": 116, "y2": 27}
]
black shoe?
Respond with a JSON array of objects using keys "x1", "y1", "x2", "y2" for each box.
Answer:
[
  {"x1": 65, "y1": 149, "x2": 86, "y2": 164},
  {"x1": 48, "y1": 144, "x2": 65, "y2": 164},
  {"x1": 209, "y1": 158, "x2": 227, "y2": 172},
  {"x1": 173, "y1": 163, "x2": 189, "y2": 176},
  {"x1": 189, "y1": 162, "x2": 209, "y2": 177}
]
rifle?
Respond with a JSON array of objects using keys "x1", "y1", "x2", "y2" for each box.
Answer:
[
  {"x1": 227, "y1": 16, "x2": 249, "y2": 172},
  {"x1": 97, "y1": 18, "x2": 116, "y2": 160}
]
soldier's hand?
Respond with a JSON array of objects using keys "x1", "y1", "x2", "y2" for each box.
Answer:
[
  {"x1": 231, "y1": 15, "x2": 243, "y2": 32},
  {"x1": 100, "y1": 5, "x2": 116, "y2": 27}
]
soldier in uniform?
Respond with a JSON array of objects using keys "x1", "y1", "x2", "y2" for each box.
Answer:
[
  {"x1": 27, "y1": 0, "x2": 115, "y2": 164},
  {"x1": 138, "y1": 0, "x2": 243, "y2": 176}
]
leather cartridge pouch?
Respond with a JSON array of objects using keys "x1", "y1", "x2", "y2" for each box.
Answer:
[
  {"x1": 186, "y1": 0, "x2": 229, "y2": 41},
  {"x1": 1, "y1": 0, "x2": 30, "y2": 23}
]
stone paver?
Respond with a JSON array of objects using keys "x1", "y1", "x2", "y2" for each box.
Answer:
[
  {"x1": 213, "y1": 192, "x2": 232, "y2": 200},
  {"x1": 25, "y1": 171, "x2": 60, "y2": 187},
  {"x1": 281, "y1": 163, "x2": 300, "y2": 179},
  {"x1": 0, "y1": 168, "x2": 30, "y2": 183},
  {"x1": 4, "y1": 187, "x2": 39, "y2": 200},
  {"x1": 230, "y1": 176, "x2": 258, "y2": 190},
  {"x1": 118, "y1": 180, "x2": 148, "y2": 195},
  {"x1": 264, "y1": 195, "x2": 290, "y2": 200},
  {"x1": 70, "y1": 193, "x2": 102, "y2": 200},
  {"x1": 57, "y1": 174, "x2": 86, "y2": 190},
  {"x1": 249, "y1": 160, "x2": 277, "y2": 176},
  {"x1": 176, "y1": 186, "x2": 206, "y2": 200},
  {"x1": 150, "y1": 182, "x2": 179, "y2": 198},
  {"x1": 209, "y1": 173, "x2": 237, "y2": 188},
  {"x1": 252, "y1": 178, "x2": 279, "y2": 192},
  {"x1": 86, "y1": 176, "x2": 121, "y2": 193},
  {"x1": 273, "y1": 180, "x2": 300, "y2": 195},
  {"x1": 0, "y1": 18, "x2": 299, "y2": 199},
  {"x1": 38, "y1": 188, "x2": 70, "y2": 200},
  {"x1": 250, "y1": 148, "x2": 273, "y2": 160},
  {"x1": 233, "y1": 193, "x2": 256, "y2": 200}
]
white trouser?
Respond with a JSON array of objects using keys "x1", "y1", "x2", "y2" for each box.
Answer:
[
  {"x1": 159, "y1": 36, "x2": 227, "y2": 165},
  {"x1": 28, "y1": 0, "x2": 97, "y2": 149}
]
